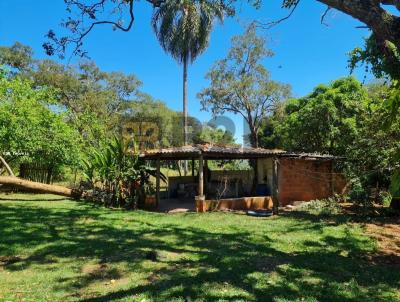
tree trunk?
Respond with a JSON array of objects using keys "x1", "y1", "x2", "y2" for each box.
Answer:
[
  {"x1": 0, "y1": 176, "x2": 81, "y2": 198},
  {"x1": 249, "y1": 126, "x2": 259, "y2": 194},
  {"x1": 183, "y1": 55, "x2": 188, "y2": 175},
  {"x1": 0, "y1": 156, "x2": 14, "y2": 176},
  {"x1": 251, "y1": 130, "x2": 259, "y2": 148}
]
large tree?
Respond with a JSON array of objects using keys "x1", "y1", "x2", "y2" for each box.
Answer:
[
  {"x1": 151, "y1": 0, "x2": 225, "y2": 147},
  {"x1": 0, "y1": 71, "x2": 81, "y2": 180},
  {"x1": 267, "y1": 77, "x2": 400, "y2": 204},
  {"x1": 198, "y1": 25, "x2": 290, "y2": 148},
  {"x1": 279, "y1": 77, "x2": 368, "y2": 155},
  {"x1": 0, "y1": 43, "x2": 143, "y2": 150}
]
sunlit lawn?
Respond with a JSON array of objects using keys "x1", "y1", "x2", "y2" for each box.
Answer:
[{"x1": 0, "y1": 193, "x2": 399, "y2": 302}]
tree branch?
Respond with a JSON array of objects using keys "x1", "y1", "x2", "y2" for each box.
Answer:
[
  {"x1": 44, "y1": 0, "x2": 136, "y2": 58},
  {"x1": 255, "y1": 0, "x2": 300, "y2": 29},
  {"x1": 380, "y1": 0, "x2": 400, "y2": 10},
  {"x1": 320, "y1": 6, "x2": 331, "y2": 26},
  {"x1": 0, "y1": 156, "x2": 14, "y2": 176}
]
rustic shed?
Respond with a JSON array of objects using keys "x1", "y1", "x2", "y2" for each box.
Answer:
[{"x1": 141, "y1": 144, "x2": 345, "y2": 213}]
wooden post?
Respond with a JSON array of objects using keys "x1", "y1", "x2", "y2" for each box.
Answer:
[
  {"x1": 192, "y1": 158, "x2": 195, "y2": 178},
  {"x1": 203, "y1": 159, "x2": 208, "y2": 197},
  {"x1": 156, "y1": 158, "x2": 161, "y2": 207},
  {"x1": 196, "y1": 155, "x2": 206, "y2": 212},
  {"x1": 198, "y1": 155, "x2": 204, "y2": 197},
  {"x1": 272, "y1": 157, "x2": 279, "y2": 215}
]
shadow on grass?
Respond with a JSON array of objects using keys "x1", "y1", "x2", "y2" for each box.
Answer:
[{"x1": 0, "y1": 201, "x2": 399, "y2": 301}]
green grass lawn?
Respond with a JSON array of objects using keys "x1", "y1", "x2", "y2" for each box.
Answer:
[{"x1": 0, "y1": 194, "x2": 399, "y2": 302}]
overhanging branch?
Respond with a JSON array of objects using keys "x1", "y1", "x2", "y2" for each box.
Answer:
[
  {"x1": 255, "y1": 0, "x2": 300, "y2": 29},
  {"x1": 320, "y1": 6, "x2": 331, "y2": 26}
]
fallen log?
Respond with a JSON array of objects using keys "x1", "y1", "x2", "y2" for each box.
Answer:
[{"x1": 0, "y1": 176, "x2": 81, "y2": 198}]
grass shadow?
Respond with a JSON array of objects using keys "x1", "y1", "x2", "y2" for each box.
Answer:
[{"x1": 0, "y1": 197, "x2": 399, "y2": 301}]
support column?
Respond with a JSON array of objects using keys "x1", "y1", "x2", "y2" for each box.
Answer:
[
  {"x1": 272, "y1": 157, "x2": 279, "y2": 215},
  {"x1": 156, "y1": 158, "x2": 161, "y2": 207},
  {"x1": 198, "y1": 155, "x2": 204, "y2": 197},
  {"x1": 203, "y1": 159, "x2": 208, "y2": 197},
  {"x1": 191, "y1": 158, "x2": 195, "y2": 178},
  {"x1": 196, "y1": 155, "x2": 206, "y2": 212}
]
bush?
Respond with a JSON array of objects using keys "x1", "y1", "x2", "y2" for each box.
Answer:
[
  {"x1": 295, "y1": 197, "x2": 341, "y2": 216},
  {"x1": 380, "y1": 191, "x2": 392, "y2": 207},
  {"x1": 348, "y1": 179, "x2": 369, "y2": 203},
  {"x1": 81, "y1": 136, "x2": 165, "y2": 209}
]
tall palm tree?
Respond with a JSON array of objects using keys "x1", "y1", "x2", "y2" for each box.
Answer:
[{"x1": 152, "y1": 0, "x2": 226, "y2": 150}]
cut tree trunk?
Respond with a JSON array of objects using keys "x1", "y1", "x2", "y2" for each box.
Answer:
[{"x1": 0, "y1": 176, "x2": 81, "y2": 198}]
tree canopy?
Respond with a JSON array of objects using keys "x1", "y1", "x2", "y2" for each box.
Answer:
[
  {"x1": 0, "y1": 73, "x2": 80, "y2": 172},
  {"x1": 198, "y1": 25, "x2": 290, "y2": 147},
  {"x1": 260, "y1": 76, "x2": 400, "y2": 201},
  {"x1": 279, "y1": 77, "x2": 367, "y2": 155}
]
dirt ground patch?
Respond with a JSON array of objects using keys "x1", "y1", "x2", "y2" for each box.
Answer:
[
  {"x1": 82, "y1": 263, "x2": 123, "y2": 280},
  {"x1": 364, "y1": 218, "x2": 400, "y2": 266},
  {"x1": 0, "y1": 255, "x2": 21, "y2": 264},
  {"x1": 337, "y1": 203, "x2": 400, "y2": 266}
]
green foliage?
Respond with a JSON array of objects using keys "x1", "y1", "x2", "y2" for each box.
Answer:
[
  {"x1": 193, "y1": 124, "x2": 236, "y2": 146},
  {"x1": 3, "y1": 195, "x2": 397, "y2": 301},
  {"x1": 279, "y1": 77, "x2": 367, "y2": 155},
  {"x1": 389, "y1": 170, "x2": 400, "y2": 198},
  {"x1": 349, "y1": 34, "x2": 400, "y2": 81},
  {"x1": 295, "y1": 197, "x2": 342, "y2": 217},
  {"x1": 0, "y1": 42, "x2": 34, "y2": 73},
  {"x1": 33, "y1": 60, "x2": 142, "y2": 148},
  {"x1": 0, "y1": 42, "x2": 195, "y2": 182},
  {"x1": 151, "y1": 0, "x2": 227, "y2": 64},
  {"x1": 0, "y1": 43, "x2": 147, "y2": 151},
  {"x1": 121, "y1": 95, "x2": 196, "y2": 149},
  {"x1": 0, "y1": 74, "x2": 80, "y2": 172},
  {"x1": 198, "y1": 25, "x2": 290, "y2": 147},
  {"x1": 349, "y1": 35, "x2": 400, "y2": 117},
  {"x1": 259, "y1": 102, "x2": 286, "y2": 149},
  {"x1": 82, "y1": 136, "x2": 166, "y2": 207},
  {"x1": 260, "y1": 77, "x2": 400, "y2": 203},
  {"x1": 380, "y1": 191, "x2": 392, "y2": 207},
  {"x1": 348, "y1": 178, "x2": 369, "y2": 204}
]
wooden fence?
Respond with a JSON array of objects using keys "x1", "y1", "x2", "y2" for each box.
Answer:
[{"x1": 19, "y1": 163, "x2": 55, "y2": 184}]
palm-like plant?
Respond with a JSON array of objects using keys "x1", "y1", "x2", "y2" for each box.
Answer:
[
  {"x1": 151, "y1": 0, "x2": 227, "y2": 147},
  {"x1": 82, "y1": 136, "x2": 166, "y2": 208}
]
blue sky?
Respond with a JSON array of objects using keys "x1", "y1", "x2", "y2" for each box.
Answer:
[{"x1": 0, "y1": 0, "x2": 371, "y2": 142}]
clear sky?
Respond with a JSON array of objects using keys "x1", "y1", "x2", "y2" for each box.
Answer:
[{"x1": 0, "y1": 0, "x2": 371, "y2": 142}]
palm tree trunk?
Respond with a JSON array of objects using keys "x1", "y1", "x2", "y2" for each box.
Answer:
[{"x1": 183, "y1": 55, "x2": 188, "y2": 175}]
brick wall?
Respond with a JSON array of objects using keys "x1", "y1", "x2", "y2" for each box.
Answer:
[
  {"x1": 278, "y1": 158, "x2": 334, "y2": 206},
  {"x1": 198, "y1": 196, "x2": 273, "y2": 212}
]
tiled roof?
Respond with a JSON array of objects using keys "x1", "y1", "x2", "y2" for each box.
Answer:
[
  {"x1": 142, "y1": 144, "x2": 285, "y2": 159},
  {"x1": 141, "y1": 144, "x2": 342, "y2": 161}
]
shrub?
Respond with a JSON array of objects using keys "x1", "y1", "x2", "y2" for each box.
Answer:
[
  {"x1": 295, "y1": 197, "x2": 341, "y2": 216},
  {"x1": 81, "y1": 136, "x2": 165, "y2": 208}
]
